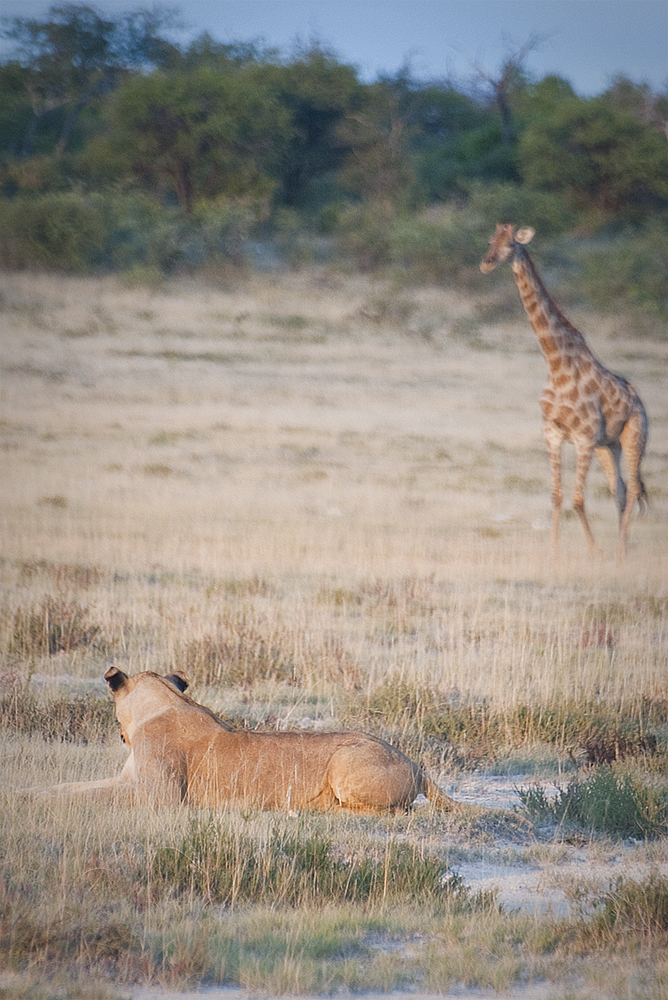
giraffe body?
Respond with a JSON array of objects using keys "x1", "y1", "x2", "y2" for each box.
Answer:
[{"x1": 481, "y1": 224, "x2": 648, "y2": 560}]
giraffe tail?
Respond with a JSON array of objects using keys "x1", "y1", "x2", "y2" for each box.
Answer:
[{"x1": 638, "y1": 477, "x2": 649, "y2": 515}]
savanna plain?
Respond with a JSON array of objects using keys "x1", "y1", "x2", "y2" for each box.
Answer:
[{"x1": 1, "y1": 266, "x2": 668, "y2": 1000}]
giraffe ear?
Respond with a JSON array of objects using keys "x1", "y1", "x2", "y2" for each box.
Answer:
[{"x1": 515, "y1": 227, "x2": 535, "y2": 245}]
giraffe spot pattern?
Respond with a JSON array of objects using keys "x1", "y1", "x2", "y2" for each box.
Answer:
[{"x1": 480, "y1": 223, "x2": 648, "y2": 558}]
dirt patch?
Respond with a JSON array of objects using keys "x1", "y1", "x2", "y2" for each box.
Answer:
[
  {"x1": 130, "y1": 983, "x2": 602, "y2": 999},
  {"x1": 442, "y1": 774, "x2": 668, "y2": 918}
]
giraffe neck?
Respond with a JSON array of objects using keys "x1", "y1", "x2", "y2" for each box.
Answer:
[{"x1": 511, "y1": 246, "x2": 589, "y2": 373}]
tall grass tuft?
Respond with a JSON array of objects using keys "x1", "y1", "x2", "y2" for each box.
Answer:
[
  {"x1": 593, "y1": 873, "x2": 668, "y2": 937},
  {"x1": 0, "y1": 673, "x2": 115, "y2": 742},
  {"x1": 148, "y1": 816, "x2": 470, "y2": 909},
  {"x1": 4, "y1": 596, "x2": 101, "y2": 657}
]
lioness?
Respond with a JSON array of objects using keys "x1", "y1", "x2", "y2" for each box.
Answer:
[{"x1": 35, "y1": 667, "x2": 468, "y2": 813}]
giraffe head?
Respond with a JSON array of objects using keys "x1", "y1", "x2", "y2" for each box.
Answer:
[{"x1": 480, "y1": 223, "x2": 536, "y2": 273}]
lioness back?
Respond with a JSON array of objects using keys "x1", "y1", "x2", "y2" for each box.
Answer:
[{"x1": 185, "y1": 728, "x2": 419, "y2": 811}]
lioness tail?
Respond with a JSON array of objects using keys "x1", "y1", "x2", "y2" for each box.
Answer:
[{"x1": 421, "y1": 774, "x2": 464, "y2": 812}]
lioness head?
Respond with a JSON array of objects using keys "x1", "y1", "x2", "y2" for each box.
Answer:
[
  {"x1": 103, "y1": 667, "x2": 191, "y2": 745},
  {"x1": 104, "y1": 666, "x2": 189, "y2": 695}
]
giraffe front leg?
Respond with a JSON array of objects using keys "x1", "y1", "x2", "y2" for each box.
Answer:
[
  {"x1": 543, "y1": 425, "x2": 564, "y2": 559},
  {"x1": 572, "y1": 441, "x2": 599, "y2": 555}
]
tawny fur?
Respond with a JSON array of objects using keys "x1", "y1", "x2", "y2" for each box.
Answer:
[{"x1": 30, "y1": 668, "x2": 465, "y2": 814}]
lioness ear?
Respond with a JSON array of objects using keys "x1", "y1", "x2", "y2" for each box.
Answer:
[
  {"x1": 104, "y1": 666, "x2": 129, "y2": 693},
  {"x1": 164, "y1": 672, "x2": 189, "y2": 693},
  {"x1": 515, "y1": 226, "x2": 535, "y2": 245}
]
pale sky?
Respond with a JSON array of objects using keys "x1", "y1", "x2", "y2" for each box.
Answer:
[{"x1": 1, "y1": 0, "x2": 666, "y2": 96}]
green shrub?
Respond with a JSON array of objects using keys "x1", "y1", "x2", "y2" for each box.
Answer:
[
  {"x1": 334, "y1": 204, "x2": 484, "y2": 279},
  {"x1": 0, "y1": 190, "x2": 267, "y2": 275},
  {"x1": 335, "y1": 205, "x2": 393, "y2": 271},
  {"x1": 519, "y1": 764, "x2": 668, "y2": 838},
  {"x1": 577, "y1": 221, "x2": 668, "y2": 317},
  {"x1": 0, "y1": 193, "x2": 106, "y2": 271},
  {"x1": 467, "y1": 181, "x2": 577, "y2": 237},
  {"x1": 388, "y1": 207, "x2": 484, "y2": 280}
]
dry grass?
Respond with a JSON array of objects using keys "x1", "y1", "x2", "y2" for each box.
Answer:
[{"x1": 1, "y1": 267, "x2": 667, "y2": 997}]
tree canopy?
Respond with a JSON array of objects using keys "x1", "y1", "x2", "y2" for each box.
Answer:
[{"x1": 1, "y1": 1, "x2": 667, "y2": 308}]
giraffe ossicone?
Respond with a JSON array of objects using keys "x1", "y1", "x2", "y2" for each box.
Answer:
[{"x1": 480, "y1": 223, "x2": 648, "y2": 561}]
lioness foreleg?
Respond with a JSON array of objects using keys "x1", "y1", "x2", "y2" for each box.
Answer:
[{"x1": 22, "y1": 752, "x2": 137, "y2": 802}]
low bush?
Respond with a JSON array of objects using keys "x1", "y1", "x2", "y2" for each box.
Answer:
[
  {"x1": 467, "y1": 180, "x2": 577, "y2": 237},
  {"x1": 577, "y1": 220, "x2": 668, "y2": 317},
  {"x1": 0, "y1": 191, "x2": 265, "y2": 275},
  {"x1": 0, "y1": 192, "x2": 107, "y2": 271},
  {"x1": 518, "y1": 764, "x2": 668, "y2": 838}
]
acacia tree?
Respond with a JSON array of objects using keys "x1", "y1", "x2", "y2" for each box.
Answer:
[
  {"x1": 258, "y1": 45, "x2": 363, "y2": 206},
  {"x1": 471, "y1": 37, "x2": 541, "y2": 146},
  {"x1": 604, "y1": 76, "x2": 668, "y2": 142},
  {"x1": 336, "y1": 70, "x2": 419, "y2": 212},
  {"x1": 517, "y1": 78, "x2": 668, "y2": 215},
  {"x1": 1, "y1": 3, "x2": 180, "y2": 155},
  {"x1": 97, "y1": 65, "x2": 291, "y2": 213}
]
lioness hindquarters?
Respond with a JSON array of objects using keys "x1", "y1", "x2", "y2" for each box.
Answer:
[{"x1": 326, "y1": 738, "x2": 452, "y2": 813}]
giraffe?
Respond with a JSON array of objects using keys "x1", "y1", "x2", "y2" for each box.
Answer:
[{"x1": 480, "y1": 223, "x2": 648, "y2": 561}]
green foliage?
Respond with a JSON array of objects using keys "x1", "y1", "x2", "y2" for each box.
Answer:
[
  {"x1": 0, "y1": 191, "x2": 106, "y2": 269},
  {"x1": 517, "y1": 78, "x2": 668, "y2": 217},
  {"x1": 1, "y1": 3, "x2": 181, "y2": 157},
  {"x1": 259, "y1": 45, "x2": 363, "y2": 207},
  {"x1": 96, "y1": 65, "x2": 288, "y2": 212},
  {"x1": 0, "y1": 189, "x2": 268, "y2": 273},
  {"x1": 1, "y1": 5, "x2": 667, "y2": 312},
  {"x1": 518, "y1": 764, "x2": 668, "y2": 838},
  {"x1": 335, "y1": 204, "x2": 485, "y2": 278},
  {"x1": 148, "y1": 816, "x2": 469, "y2": 908},
  {"x1": 409, "y1": 85, "x2": 509, "y2": 199},
  {"x1": 0, "y1": 62, "x2": 33, "y2": 160},
  {"x1": 336, "y1": 75, "x2": 419, "y2": 210},
  {"x1": 467, "y1": 181, "x2": 577, "y2": 237},
  {"x1": 576, "y1": 221, "x2": 668, "y2": 317}
]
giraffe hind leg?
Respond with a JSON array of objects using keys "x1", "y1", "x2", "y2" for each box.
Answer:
[
  {"x1": 595, "y1": 444, "x2": 626, "y2": 524},
  {"x1": 617, "y1": 412, "x2": 648, "y2": 560}
]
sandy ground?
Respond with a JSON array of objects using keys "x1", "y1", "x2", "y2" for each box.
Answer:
[
  {"x1": 131, "y1": 987, "x2": 578, "y2": 1000},
  {"x1": 442, "y1": 775, "x2": 668, "y2": 919}
]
